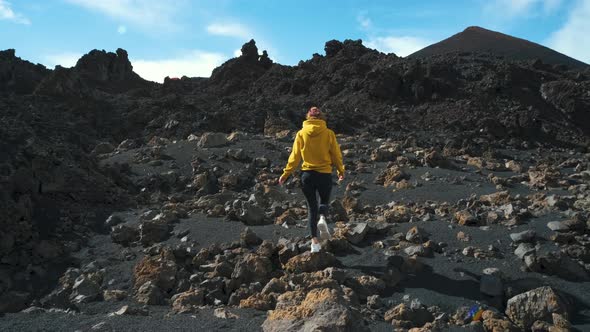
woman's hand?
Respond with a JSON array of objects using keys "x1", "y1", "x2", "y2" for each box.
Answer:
[
  {"x1": 278, "y1": 175, "x2": 287, "y2": 185},
  {"x1": 338, "y1": 174, "x2": 344, "y2": 183}
]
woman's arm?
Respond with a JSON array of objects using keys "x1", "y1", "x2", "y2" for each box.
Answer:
[{"x1": 281, "y1": 132, "x2": 303, "y2": 180}]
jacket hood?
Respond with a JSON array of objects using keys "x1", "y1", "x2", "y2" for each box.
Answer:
[{"x1": 301, "y1": 119, "x2": 327, "y2": 137}]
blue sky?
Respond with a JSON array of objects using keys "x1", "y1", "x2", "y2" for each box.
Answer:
[{"x1": 1, "y1": 0, "x2": 588, "y2": 82}]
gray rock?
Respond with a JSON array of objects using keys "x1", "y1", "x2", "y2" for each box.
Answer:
[
  {"x1": 509, "y1": 230, "x2": 536, "y2": 243},
  {"x1": 92, "y1": 142, "x2": 115, "y2": 155},
  {"x1": 198, "y1": 132, "x2": 228, "y2": 148},
  {"x1": 345, "y1": 223, "x2": 368, "y2": 244},
  {"x1": 514, "y1": 243, "x2": 536, "y2": 259},
  {"x1": 367, "y1": 295, "x2": 383, "y2": 309},
  {"x1": 238, "y1": 202, "x2": 268, "y2": 225},
  {"x1": 70, "y1": 276, "x2": 101, "y2": 303},
  {"x1": 404, "y1": 245, "x2": 431, "y2": 257},
  {"x1": 111, "y1": 224, "x2": 139, "y2": 246},
  {"x1": 240, "y1": 227, "x2": 262, "y2": 247},
  {"x1": 139, "y1": 220, "x2": 170, "y2": 246},
  {"x1": 547, "y1": 221, "x2": 569, "y2": 232},
  {"x1": 135, "y1": 281, "x2": 164, "y2": 305}
]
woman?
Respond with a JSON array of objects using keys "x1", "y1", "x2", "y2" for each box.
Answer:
[{"x1": 279, "y1": 107, "x2": 345, "y2": 253}]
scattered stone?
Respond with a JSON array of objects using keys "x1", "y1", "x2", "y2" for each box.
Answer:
[
  {"x1": 214, "y1": 307, "x2": 239, "y2": 319},
  {"x1": 455, "y1": 210, "x2": 478, "y2": 226},
  {"x1": 135, "y1": 281, "x2": 164, "y2": 305},
  {"x1": 384, "y1": 303, "x2": 434, "y2": 328},
  {"x1": 197, "y1": 132, "x2": 228, "y2": 148},
  {"x1": 406, "y1": 226, "x2": 427, "y2": 243},
  {"x1": 112, "y1": 305, "x2": 149, "y2": 316},
  {"x1": 111, "y1": 224, "x2": 139, "y2": 246},
  {"x1": 171, "y1": 289, "x2": 205, "y2": 313},
  {"x1": 139, "y1": 220, "x2": 170, "y2": 246},
  {"x1": 240, "y1": 227, "x2": 262, "y2": 247},
  {"x1": 510, "y1": 230, "x2": 536, "y2": 243},
  {"x1": 547, "y1": 221, "x2": 569, "y2": 232},
  {"x1": 103, "y1": 290, "x2": 127, "y2": 301},
  {"x1": 514, "y1": 243, "x2": 536, "y2": 259},
  {"x1": 344, "y1": 223, "x2": 368, "y2": 244}
]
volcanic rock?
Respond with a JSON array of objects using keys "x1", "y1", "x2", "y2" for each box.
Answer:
[
  {"x1": 171, "y1": 288, "x2": 205, "y2": 313},
  {"x1": 231, "y1": 253, "x2": 273, "y2": 285},
  {"x1": 135, "y1": 281, "x2": 164, "y2": 305},
  {"x1": 410, "y1": 26, "x2": 587, "y2": 68},
  {"x1": 284, "y1": 252, "x2": 340, "y2": 273},
  {"x1": 198, "y1": 132, "x2": 228, "y2": 148},
  {"x1": 384, "y1": 303, "x2": 434, "y2": 329},
  {"x1": 505, "y1": 286, "x2": 571, "y2": 330},
  {"x1": 133, "y1": 249, "x2": 177, "y2": 293},
  {"x1": 344, "y1": 223, "x2": 368, "y2": 244},
  {"x1": 262, "y1": 288, "x2": 368, "y2": 332},
  {"x1": 240, "y1": 227, "x2": 263, "y2": 247}
]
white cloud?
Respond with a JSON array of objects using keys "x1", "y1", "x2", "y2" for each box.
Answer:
[
  {"x1": 42, "y1": 52, "x2": 82, "y2": 68},
  {"x1": 117, "y1": 25, "x2": 127, "y2": 34},
  {"x1": 0, "y1": 0, "x2": 31, "y2": 24},
  {"x1": 365, "y1": 36, "x2": 431, "y2": 57},
  {"x1": 131, "y1": 51, "x2": 227, "y2": 82},
  {"x1": 65, "y1": 0, "x2": 181, "y2": 31},
  {"x1": 206, "y1": 22, "x2": 251, "y2": 39},
  {"x1": 486, "y1": 0, "x2": 562, "y2": 16},
  {"x1": 547, "y1": 0, "x2": 590, "y2": 63},
  {"x1": 357, "y1": 12, "x2": 371, "y2": 30}
]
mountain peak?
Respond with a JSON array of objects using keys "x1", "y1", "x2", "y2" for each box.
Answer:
[{"x1": 410, "y1": 26, "x2": 588, "y2": 68}]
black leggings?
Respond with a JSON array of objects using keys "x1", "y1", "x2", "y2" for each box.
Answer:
[{"x1": 301, "y1": 171, "x2": 332, "y2": 238}]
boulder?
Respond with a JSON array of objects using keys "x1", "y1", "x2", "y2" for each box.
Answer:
[
  {"x1": 231, "y1": 253, "x2": 273, "y2": 285},
  {"x1": 133, "y1": 249, "x2": 177, "y2": 292},
  {"x1": 505, "y1": 286, "x2": 571, "y2": 329},
  {"x1": 239, "y1": 293, "x2": 276, "y2": 311},
  {"x1": 262, "y1": 288, "x2": 368, "y2": 332},
  {"x1": 171, "y1": 289, "x2": 205, "y2": 313},
  {"x1": 344, "y1": 223, "x2": 368, "y2": 244},
  {"x1": 70, "y1": 275, "x2": 101, "y2": 303},
  {"x1": 135, "y1": 281, "x2": 164, "y2": 305}
]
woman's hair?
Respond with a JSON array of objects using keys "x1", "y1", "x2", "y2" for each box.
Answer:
[{"x1": 306, "y1": 106, "x2": 326, "y2": 120}]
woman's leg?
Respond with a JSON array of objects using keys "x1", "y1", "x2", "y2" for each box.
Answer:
[
  {"x1": 317, "y1": 173, "x2": 333, "y2": 217},
  {"x1": 301, "y1": 172, "x2": 319, "y2": 239}
]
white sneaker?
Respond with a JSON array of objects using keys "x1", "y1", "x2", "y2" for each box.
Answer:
[
  {"x1": 310, "y1": 243, "x2": 321, "y2": 253},
  {"x1": 317, "y1": 215, "x2": 331, "y2": 240}
]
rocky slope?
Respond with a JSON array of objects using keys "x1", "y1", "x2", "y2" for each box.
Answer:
[
  {"x1": 410, "y1": 26, "x2": 588, "y2": 69},
  {"x1": 1, "y1": 27, "x2": 590, "y2": 331}
]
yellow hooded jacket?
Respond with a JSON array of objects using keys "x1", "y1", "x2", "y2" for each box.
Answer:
[{"x1": 281, "y1": 119, "x2": 345, "y2": 179}]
